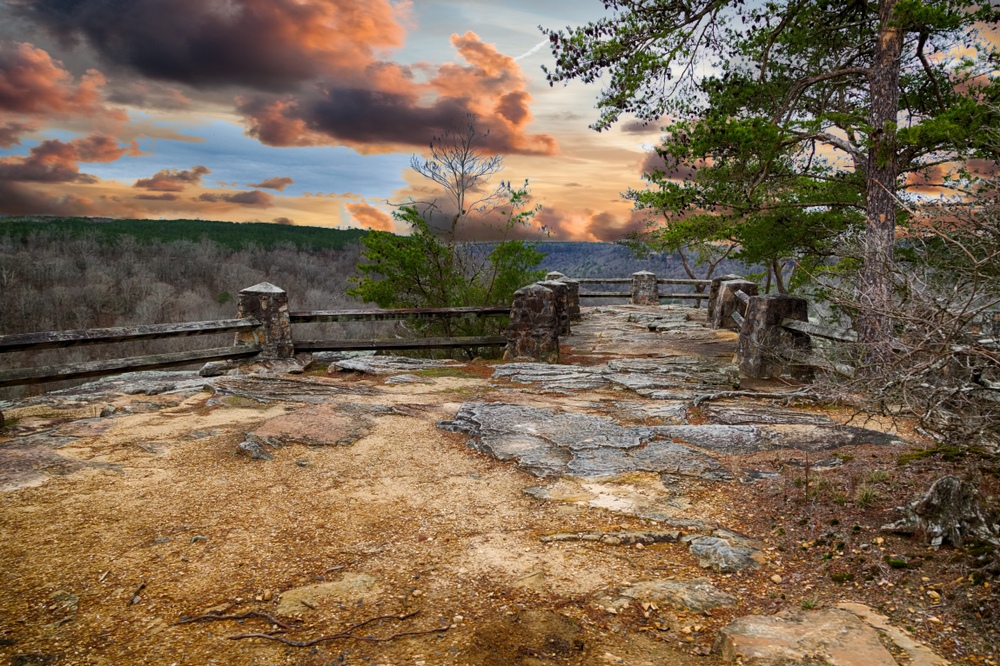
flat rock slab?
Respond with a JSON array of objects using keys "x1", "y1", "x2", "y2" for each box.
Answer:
[
  {"x1": 384, "y1": 374, "x2": 434, "y2": 385},
  {"x1": 620, "y1": 578, "x2": 737, "y2": 612},
  {"x1": 537, "y1": 530, "x2": 681, "y2": 545},
  {"x1": 492, "y1": 361, "x2": 738, "y2": 394},
  {"x1": 276, "y1": 573, "x2": 379, "y2": 615},
  {"x1": 335, "y1": 357, "x2": 464, "y2": 374},
  {"x1": 0, "y1": 433, "x2": 121, "y2": 491},
  {"x1": 438, "y1": 402, "x2": 728, "y2": 479},
  {"x1": 651, "y1": 423, "x2": 899, "y2": 455},
  {"x1": 836, "y1": 603, "x2": 948, "y2": 666},
  {"x1": 716, "y1": 608, "x2": 899, "y2": 666},
  {"x1": 252, "y1": 403, "x2": 392, "y2": 448},
  {"x1": 212, "y1": 377, "x2": 375, "y2": 404},
  {"x1": 688, "y1": 535, "x2": 765, "y2": 573}
]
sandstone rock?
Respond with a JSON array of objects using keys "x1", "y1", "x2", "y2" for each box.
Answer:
[
  {"x1": 276, "y1": 573, "x2": 379, "y2": 615},
  {"x1": 537, "y1": 530, "x2": 680, "y2": 545},
  {"x1": 688, "y1": 536, "x2": 763, "y2": 573},
  {"x1": 836, "y1": 602, "x2": 949, "y2": 666},
  {"x1": 236, "y1": 436, "x2": 275, "y2": 461},
  {"x1": 438, "y1": 402, "x2": 726, "y2": 479},
  {"x1": 335, "y1": 356, "x2": 464, "y2": 374},
  {"x1": 384, "y1": 374, "x2": 433, "y2": 385},
  {"x1": 620, "y1": 578, "x2": 737, "y2": 612},
  {"x1": 251, "y1": 403, "x2": 379, "y2": 448},
  {"x1": 715, "y1": 608, "x2": 898, "y2": 666}
]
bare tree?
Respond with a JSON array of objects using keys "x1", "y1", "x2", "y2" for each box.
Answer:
[{"x1": 409, "y1": 115, "x2": 512, "y2": 244}]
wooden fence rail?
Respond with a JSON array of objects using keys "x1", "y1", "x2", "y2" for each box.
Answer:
[
  {"x1": 0, "y1": 282, "x2": 513, "y2": 389},
  {"x1": 0, "y1": 319, "x2": 260, "y2": 354}
]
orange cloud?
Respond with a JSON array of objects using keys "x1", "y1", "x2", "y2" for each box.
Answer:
[
  {"x1": 0, "y1": 135, "x2": 143, "y2": 183},
  {"x1": 134, "y1": 166, "x2": 211, "y2": 191},
  {"x1": 0, "y1": 42, "x2": 126, "y2": 146},
  {"x1": 237, "y1": 32, "x2": 556, "y2": 156},
  {"x1": 196, "y1": 190, "x2": 273, "y2": 208},
  {"x1": 345, "y1": 200, "x2": 395, "y2": 231},
  {"x1": 248, "y1": 176, "x2": 294, "y2": 191}
]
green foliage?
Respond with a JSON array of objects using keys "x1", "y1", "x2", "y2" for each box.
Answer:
[
  {"x1": 347, "y1": 200, "x2": 546, "y2": 339},
  {"x1": 542, "y1": 0, "x2": 1000, "y2": 287},
  {"x1": 0, "y1": 216, "x2": 366, "y2": 251}
]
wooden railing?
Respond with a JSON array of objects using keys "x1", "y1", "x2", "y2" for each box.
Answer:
[
  {"x1": 0, "y1": 287, "x2": 510, "y2": 389},
  {"x1": 564, "y1": 274, "x2": 712, "y2": 302}
]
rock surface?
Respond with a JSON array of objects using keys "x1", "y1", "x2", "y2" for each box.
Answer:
[
  {"x1": 334, "y1": 356, "x2": 464, "y2": 374},
  {"x1": 438, "y1": 402, "x2": 728, "y2": 479},
  {"x1": 619, "y1": 578, "x2": 737, "y2": 612},
  {"x1": 276, "y1": 573, "x2": 379, "y2": 615},
  {"x1": 688, "y1": 535, "x2": 765, "y2": 573},
  {"x1": 716, "y1": 608, "x2": 898, "y2": 665}
]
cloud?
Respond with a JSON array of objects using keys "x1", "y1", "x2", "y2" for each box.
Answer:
[
  {"x1": 0, "y1": 42, "x2": 126, "y2": 146},
  {"x1": 0, "y1": 120, "x2": 40, "y2": 149},
  {"x1": 272, "y1": 216, "x2": 294, "y2": 225},
  {"x1": 135, "y1": 192, "x2": 179, "y2": 201},
  {"x1": 237, "y1": 32, "x2": 557, "y2": 155},
  {"x1": 16, "y1": 0, "x2": 407, "y2": 89},
  {"x1": 345, "y1": 200, "x2": 395, "y2": 231},
  {"x1": 640, "y1": 150, "x2": 701, "y2": 181},
  {"x1": 134, "y1": 165, "x2": 211, "y2": 191},
  {"x1": 196, "y1": 189, "x2": 273, "y2": 207},
  {"x1": 0, "y1": 42, "x2": 124, "y2": 118},
  {"x1": 0, "y1": 134, "x2": 143, "y2": 183},
  {"x1": 248, "y1": 176, "x2": 294, "y2": 191},
  {"x1": 586, "y1": 210, "x2": 648, "y2": 242}
]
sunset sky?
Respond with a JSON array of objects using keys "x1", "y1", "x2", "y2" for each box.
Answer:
[{"x1": 0, "y1": 0, "x2": 670, "y2": 241}]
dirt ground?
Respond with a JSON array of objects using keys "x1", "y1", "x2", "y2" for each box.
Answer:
[{"x1": 0, "y1": 305, "x2": 997, "y2": 666}]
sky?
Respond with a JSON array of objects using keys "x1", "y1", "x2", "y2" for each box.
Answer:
[{"x1": 0, "y1": 0, "x2": 669, "y2": 241}]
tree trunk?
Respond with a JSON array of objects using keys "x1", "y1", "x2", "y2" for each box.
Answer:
[{"x1": 858, "y1": 0, "x2": 904, "y2": 366}]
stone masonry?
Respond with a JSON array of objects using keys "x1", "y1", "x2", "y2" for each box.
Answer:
[
  {"x1": 235, "y1": 282, "x2": 294, "y2": 359},
  {"x1": 547, "y1": 272, "x2": 582, "y2": 322},
  {"x1": 737, "y1": 293, "x2": 811, "y2": 379},
  {"x1": 630, "y1": 271, "x2": 659, "y2": 306},
  {"x1": 707, "y1": 274, "x2": 742, "y2": 321},
  {"x1": 538, "y1": 280, "x2": 571, "y2": 336},
  {"x1": 712, "y1": 280, "x2": 758, "y2": 331},
  {"x1": 504, "y1": 284, "x2": 560, "y2": 363}
]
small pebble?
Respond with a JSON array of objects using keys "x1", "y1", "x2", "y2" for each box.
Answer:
[{"x1": 771, "y1": 574, "x2": 783, "y2": 584}]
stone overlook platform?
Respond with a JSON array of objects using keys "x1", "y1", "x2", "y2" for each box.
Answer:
[{"x1": 0, "y1": 303, "x2": 969, "y2": 666}]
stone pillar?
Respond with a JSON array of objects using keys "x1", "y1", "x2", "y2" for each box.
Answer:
[
  {"x1": 561, "y1": 279, "x2": 581, "y2": 321},
  {"x1": 712, "y1": 280, "x2": 758, "y2": 331},
  {"x1": 504, "y1": 284, "x2": 560, "y2": 363},
  {"x1": 235, "y1": 282, "x2": 294, "y2": 359},
  {"x1": 538, "y1": 280, "x2": 571, "y2": 336},
  {"x1": 737, "y1": 293, "x2": 812, "y2": 379},
  {"x1": 708, "y1": 274, "x2": 742, "y2": 320},
  {"x1": 544, "y1": 273, "x2": 581, "y2": 322},
  {"x1": 630, "y1": 271, "x2": 658, "y2": 306}
]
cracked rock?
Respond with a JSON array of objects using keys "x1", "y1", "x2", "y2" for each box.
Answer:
[{"x1": 619, "y1": 578, "x2": 737, "y2": 612}]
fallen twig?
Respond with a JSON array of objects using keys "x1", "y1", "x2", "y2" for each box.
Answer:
[
  {"x1": 173, "y1": 611, "x2": 294, "y2": 630},
  {"x1": 227, "y1": 611, "x2": 449, "y2": 647}
]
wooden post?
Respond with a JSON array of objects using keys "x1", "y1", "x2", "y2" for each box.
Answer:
[
  {"x1": 712, "y1": 280, "x2": 758, "y2": 330},
  {"x1": 235, "y1": 282, "x2": 294, "y2": 359},
  {"x1": 630, "y1": 271, "x2": 658, "y2": 306},
  {"x1": 708, "y1": 274, "x2": 742, "y2": 320},
  {"x1": 504, "y1": 284, "x2": 560, "y2": 363},
  {"x1": 737, "y1": 293, "x2": 812, "y2": 380}
]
